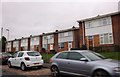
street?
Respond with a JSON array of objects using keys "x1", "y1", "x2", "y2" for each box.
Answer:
[
  {"x1": 1, "y1": 65, "x2": 51, "y2": 77},
  {"x1": 0, "y1": 64, "x2": 84, "y2": 77}
]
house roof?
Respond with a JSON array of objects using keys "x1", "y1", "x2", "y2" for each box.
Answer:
[{"x1": 77, "y1": 11, "x2": 120, "y2": 22}]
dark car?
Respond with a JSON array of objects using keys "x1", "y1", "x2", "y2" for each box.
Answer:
[{"x1": 0, "y1": 52, "x2": 12, "y2": 64}]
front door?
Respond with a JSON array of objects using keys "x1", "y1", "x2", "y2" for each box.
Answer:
[{"x1": 68, "y1": 42, "x2": 72, "y2": 51}]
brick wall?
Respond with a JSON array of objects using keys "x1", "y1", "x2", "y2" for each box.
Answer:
[
  {"x1": 54, "y1": 33, "x2": 58, "y2": 52},
  {"x1": 112, "y1": 13, "x2": 120, "y2": 47}
]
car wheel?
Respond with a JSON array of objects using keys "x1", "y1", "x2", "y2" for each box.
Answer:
[
  {"x1": 21, "y1": 63, "x2": 26, "y2": 71},
  {"x1": 93, "y1": 70, "x2": 110, "y2": 77},
  {"x1": 51, "y1": 66, "x2": 59, "y2": 77},
  {"x1": 8, "y1": 61, "x2": 12, "y2": 68}
]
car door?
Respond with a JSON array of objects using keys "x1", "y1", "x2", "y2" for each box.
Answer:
[
  {"x1": 55, "y1": 52, "x2": 69, "y2": 72},
  {"x1": 67, "y1": 52, "x2": 90, "y2": 76},
  {"x1": 10, "y1": 52, "x2": 18, "y2": 66},
  {"x1": 15, "y1": 52, "x2": 24, "y2": 67}
]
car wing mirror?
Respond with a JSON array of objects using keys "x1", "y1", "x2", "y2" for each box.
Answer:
[{"x1": 80, "y1": 58, "x2": 88, "y2": 62}]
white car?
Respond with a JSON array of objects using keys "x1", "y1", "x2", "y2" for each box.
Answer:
[{"x1": 8, "y1": 51, "x2": 44, "y2": 71}]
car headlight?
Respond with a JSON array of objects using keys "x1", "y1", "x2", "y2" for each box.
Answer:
[{"x1": 113, "y1": 67, "x2": 120, "y2": 72}]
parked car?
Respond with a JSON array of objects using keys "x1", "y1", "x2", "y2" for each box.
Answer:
[
  {"x1": 0, "y1": 52, "x2": 12, "y2": 64},
  {"x1": 8, "y1": 51, "x2": 44, "y2": 71},
  {"x1": 50, "y1": 50, "x2": 120, "y2": 77}
]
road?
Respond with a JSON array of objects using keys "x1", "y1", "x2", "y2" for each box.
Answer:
[
  {"x1": 0, "y1": 65, "x2": 51, "y2": 77},
  {"x1": 0, "y1": 65, "x2": 84, "y2": 77}
]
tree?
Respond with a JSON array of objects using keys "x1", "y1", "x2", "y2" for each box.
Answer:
[{"x1": 1, "y1": 36, "x2": 7, "y2": 52}]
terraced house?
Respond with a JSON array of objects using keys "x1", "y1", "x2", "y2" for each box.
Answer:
[
  {"x1": 30, "y1": 35, "x2": 41, "y2": 52},
  {"x1": 78, "y1": 12, "x2": 120, "y2": 51},
  {"x1": 5, "y1": 12, "x2": 120, "y2": 52},
  {"x1": 57, "y1": 27, "x2": 79, "y2": 52},
  {"x1": 42, "y1": 32, "x2": 55, "y2": 52},
  {"x1": 6, "y1": 41, "x2": 12, "y2": 52}
]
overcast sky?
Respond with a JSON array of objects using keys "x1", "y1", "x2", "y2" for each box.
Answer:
[{"x1": 0, "y1": 0, "x2": 119, "y2": 41}]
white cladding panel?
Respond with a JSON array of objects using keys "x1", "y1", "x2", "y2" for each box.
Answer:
[
  {"x1": 58, "y1": 31, "x2": 73, "y2": 43},
  {"x1": 7, "y1": 42, "x2": 11, "y2": 48},
  {"x1": 21, "y1": 39, "x2": 28, "y2": 46},
  {"x1": 13, "y1": 41, "x2": 19, "y2": 47},
  {"x1": 85, "y1": 16, "x2": 112, "y2": 36},
  {"x1": 42, "y1": 34, "x2": 54, "y2": 44},
  {"x1": 85, "y1": 25, "x2": 112, "y2": 36},
  {"x1": 30, "y1": 37, "x2": 39, "y2": 45}
]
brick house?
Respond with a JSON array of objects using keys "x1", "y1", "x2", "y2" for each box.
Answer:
[
  {"x1": 57, "y1": 27, "x2": 79, "y2": 52},
  {"x1": 12, "y1": 39, "x2": 19, "y2": 52},
  {"x1": 42, "y1": 32, "x2": 56, "y2": 52},
  {"x1": 77, "y1": 12, "x2": 120, "y2": 51},
  {"x1": 20, "y1": 37, "x2": 30, "y2": 51},
  {"x1": 30, "y1": 35, "x2": 41, "y2": 52},
  {"x1": 6, "y1": 12, "x2": 119, "y2": 52},
  {"x1": 6, "y1": 41, "x2": 12, "y2": 52}
]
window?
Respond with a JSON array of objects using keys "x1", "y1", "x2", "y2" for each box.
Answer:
[
  {"x1": 104, "y1": 33, "x2": 109, "y2": 44},
  {"x1": 86, "y1": 21, "x2": 92, "y2": 28},
  {"x1": 59, "y1": 42, "x2": 64, "y2": 49},
  {"x1": 56, "y1": 52, "x2": 68, "y2": 59},
  {"x1": 88, "y1": 36, "x2": 93, "y2": 40},
  {"x1": 109, "y1": 33, "x2": 113, "y2": 44},
  {"x1": 18, "y1": 52, "x2": 24, "y2": 57},
  {"x1": 27, "y1": 52, "x2": 40, "y2": 56},
  {"x1": 68, "y1": 31, "x2": 72, "y2": 36},
  {"x1": 58, "y1": 33, "x2": 64, "y2": 37},
  {"x1": 100, "y1": 34, "x2": 104, "y2": 44},
  {"x1": 102, "y1": 18, "x2": 107, "y2": 25},
  {"x1": 64, "y1": 32, "x2": 69, "y2": 36},
  {"x1": 68, "y1": 52, "x2": 84, "y2": 61},
  {"x1": 100, "y1": 33, "x2": 113, "y2": 44},
  {"x1": 13, "y1": 52, "x2": 18, "y2": 58}
]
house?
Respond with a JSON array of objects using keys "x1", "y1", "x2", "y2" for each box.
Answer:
[
  {"x1": 77, "y1": 12, "x2": 120, "y2": 51},
  {"x1": 6, "y1": 41, "x2": 12, "y2": 52},
  {"x1": 12, "y1": 39, "x2": 20, "y2": 52},
  {"x1": 30, "y1": 35, "x2": 42, "y2": 52},
  {"x1": 57, "y1": 27, "x2": 79, "y2": 52},
  {"x1": 42, "y1": 32, "x2": 57, "y2": 52},
  {"x1": 20, "y1": 37, "x2": 30, "y2": 51},
  {"x1": 6, "y1": 12, "x2": 119, "y2": 52}
]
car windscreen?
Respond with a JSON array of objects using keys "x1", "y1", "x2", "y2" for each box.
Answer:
[
  {"x1": 82, "y1": 51, "x2": 105, "y2": 61},
  {"x1": 27, "y1": 52, "x2": 40, "y2": 56}
]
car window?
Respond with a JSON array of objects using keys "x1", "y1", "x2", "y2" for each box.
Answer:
[
  {"x1": 13, "y1": 52, "x2": 18, "y2": 58},
  {"x1": 82, "y1": 51, "x2": 102, "y2": 61},
  {"x1": 68, "y1": 52, "x2": 84, "y2": 61},
  {"x1": 56, "y1": 52, "x2": 68, "y2": 59},
  {"x1": 27, "y1": 52, "x2": 40, "y2": 56},
  {"x1": 18, "y1": 52, "x2": 24, "y2": 57}
]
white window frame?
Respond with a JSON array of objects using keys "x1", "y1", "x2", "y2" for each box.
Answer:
[{"x1": 99, "y1": 33, "x2": 113, "y2": 45}]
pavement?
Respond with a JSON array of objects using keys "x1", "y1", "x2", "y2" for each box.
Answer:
[{"x1": 43, "y1": 63, "x2": 50, "y2": 68}]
